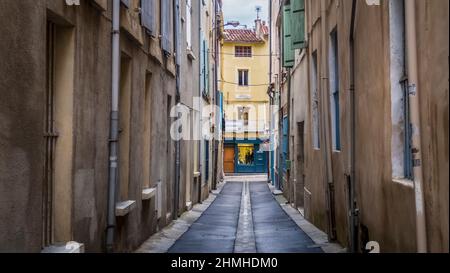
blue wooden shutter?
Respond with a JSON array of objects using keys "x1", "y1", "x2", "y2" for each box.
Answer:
[
  {"x1": 291, "y1": 0, "x2": 306, "y2": 49},
  {"x1": 200, "y1": 35, "x2": 205, "y2": 95},
  {"x1": 283, "y1": 4, "x2": 294, "y2": 67},
  {"x1": 141, "y1": 0, "x2": 156, "y2": 36},
  {"x1": 161, "y1": 0, "x2": 172, "y2": 53}
]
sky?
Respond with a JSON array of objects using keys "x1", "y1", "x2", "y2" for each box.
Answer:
[{"x1": 222, "y1": 0, "x2": 269, "y2": 29}]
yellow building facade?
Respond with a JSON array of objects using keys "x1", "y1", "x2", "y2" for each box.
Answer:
[{"x1": 221, "y1": 19, "x2": 270, "y2": 174}]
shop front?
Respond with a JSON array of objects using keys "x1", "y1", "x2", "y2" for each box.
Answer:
[{"x1": 224, "y1": 139, "x2": 268, "y2": 174}]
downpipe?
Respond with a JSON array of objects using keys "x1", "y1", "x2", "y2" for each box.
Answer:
[
  {"x1": 198, "y1": 0, "x2": 203, "y2": 204},
  {"x1": 320, "y1": 0, "x2": 337, "y2": 242},
  {"x1": 347, "y1": 0, "x2": 359, "y2": 253},
  {"x1": 213, "y1": 0, "x2": 220, "y2": 191},
  {"x1": 174, "y1": 0, "x2": 181, "y2": 220},
  {"x1": 106, "y1": 0, "x2": 120, "y2": 253},
  {"x1": 405, "y1": 0, "x2": 427, "y2": 253}
]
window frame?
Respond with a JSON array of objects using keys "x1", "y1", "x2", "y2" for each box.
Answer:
[
  {"x1": 235, "y1": 46, "x2": 252, "y2": 58},
  {"x1": 238, "y1": 69, "x2": 249, "y2": 86}
]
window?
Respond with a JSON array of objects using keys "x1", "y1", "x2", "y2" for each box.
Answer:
[
  {"x1": 390, "y1": 0, "x2": 413, "y2": 179},
  {"x1": 186, "y1": 0, "x2": 192, "y2": 49},
  {"x1": 44, "y1": 21, "x2": 75, "y2": 247},
  {"x1": 143, "y1": 73, "x2": 152, "y2": 190},
  {"x1": 235, "y1": 46, "x2": 252, "y2": 57},
  {"x1": 329, "y1": 29, "x2": 341, "y2": 151},
  {"x1": 238, "y1": 69, "x2": 249, "y2": 86},
  {"x1": 119, "y1": 55, "x2": 132, "y2": 202},
  {"x1": 238, "y1": 107, "x2": 250, "y2": 126},
  {"x1": 282, "y1": 116, "x2": 289, "y2": 171},
  {"x1": 204, "y1": 140, "x2": 210, "y2": 181},
  {"x1": 201, "y1": 38, "x2": 210, "y2": 96},
  {"x1": 238, "y1": 144, "x2": 255, "y2": 165},
  {"x1": 311, "y1": 51, "x2": 320, "y2": 149}
]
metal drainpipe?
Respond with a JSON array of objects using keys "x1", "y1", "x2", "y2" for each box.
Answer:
[
  {"x1": 405, "y1": 0, "x2": 427, "y2": 253},
  {"x1": 268, "y1": 0, "x2": 272, "y2": 184},
  {"x1": 198, "y1": 0, "x2": 203, "y2": 205},
  {"x1": 173, "y1": 0, "x2": 181, "y2": 220},
  {"x1": 348, "y1": 0, "x2": 359, "y2": 253},
  {"x1": 212, "y1": 0, "x2": 219, "y2": 191},
  {"x1": 320, "y1": 0, "x2": 336, "y2": 241},
  {"x1": 275, "y1": 73, "x2": 281, "y2": 191},
  {"x1": 106, "y1": 0, "x2": 120, "y2": 253},
  {"x1": 286, "y1": 68, "x2": 292, "y2": 199},
  {"x1": 276, "y1": 73, "x2": 282, "y2": 191}
]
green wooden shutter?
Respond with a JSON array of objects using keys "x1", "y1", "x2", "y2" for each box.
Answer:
[
  {"x1": 283, "y1": 4, "x2": 294, "y2": 68},
  {"x1": 291, "y1": 0, "x2": 306, "y2": 49}
]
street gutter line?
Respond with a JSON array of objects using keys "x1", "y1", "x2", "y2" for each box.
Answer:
[{"x1": 234, "y1": 181, "x2": 257, "y2": 253}]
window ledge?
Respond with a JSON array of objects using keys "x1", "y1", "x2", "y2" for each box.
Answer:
[
  {"x1": 194, "y1": 171, "x2": 201, "y2": 178},
  {"x1": 392, "y1": 178, "x2": 414, "y2": 188},
  {"x1": 187, "y1": 48, "x2": 197, "y2": 60},
  {"x1": 41, "y1": 242, "x2": 85, "y2": 253},
  {"x1": 116, "y1": 200, "x2": 137, "y2": 217},
  {"x1": 142, "y1": 187, "x2": 157, "y2": 201}
]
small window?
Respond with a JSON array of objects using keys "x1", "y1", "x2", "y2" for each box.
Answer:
[
  {"x1": 238, "y1": 70, "x2": 249, "y2": 86},
  {"x1": 235, "y1": 46, "x2": 252, "y2": 57},
  {"x1": 238, "y1": 107, "x2": 250, "y2": 126},
  {"x1": 390, "y1": 0, "x2": 413, "y2": 180}
]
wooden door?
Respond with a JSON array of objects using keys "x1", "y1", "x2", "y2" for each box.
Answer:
[{"x1": 224, "y1": 146, "x2": 235, "y2": 173}]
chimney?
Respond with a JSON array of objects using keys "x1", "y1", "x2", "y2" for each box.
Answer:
[{"x1": 255, "y1": 18, "x2": 263, "y2": 39}]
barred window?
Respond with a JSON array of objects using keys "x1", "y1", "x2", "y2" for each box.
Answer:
[{"x1": 235, "y1": 46, "x2": 252, "y2": 57}]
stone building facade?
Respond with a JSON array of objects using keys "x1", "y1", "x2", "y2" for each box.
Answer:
[
  {"x1": 271, "y1": 0, "x2": 448, "y2": 252},
  {"x1": 0, "y1": 0, "x2": 219, "y2": 253}
]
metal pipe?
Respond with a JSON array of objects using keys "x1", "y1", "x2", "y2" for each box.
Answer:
[
  {"x1": 404, "y1": 0, "x2": 427, "y2": 253},
  {"x1": 174, "y1": 0, "x2": 181, "y2": 220},
  {"x1": 268, "y1": 0, "x2": 273, "y2": 184},
  {"x1": 213, "y1": 0, "x2": 220, "y2": 191},
  {"x1": 286, "y1": 67, "x2": 292, "y2": 200},
  {"x1": 348, "y1": 0, "x2": 359, "y2": 253},
  {"x1": 106, "y1": 0, "x2": 121, "y2": 253},
  {"x1": 197, "y1": 0, "x2": 203, "y2": 205},
  {"x1": 320, "y1": 0, "x2": 336, "y2": 241}
]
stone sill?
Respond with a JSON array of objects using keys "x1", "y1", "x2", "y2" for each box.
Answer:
[
  {"x1": 142, "y1": 187, "x2": 157, "y2": 201},
  {"x1": 393, "y1": 178, "x2": 414, "y2": 188},
  {"x1": 116, "y1": 200, "x2": 137, "y2": 217},
  {"x1": 41, "y1": 242, "x2": 85, "y2": 253}
]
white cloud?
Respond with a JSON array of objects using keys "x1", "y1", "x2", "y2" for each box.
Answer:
[{"x1": 222, "y1": 0, "x2": 269, "y2": 29}]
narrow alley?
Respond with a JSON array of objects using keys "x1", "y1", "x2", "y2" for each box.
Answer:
[
  {"x1": 0, "y1": 0, "x2": 448, "y2": 256},
  {"x1": 137, "y1": 175, "x2": 341, "y2": 253}
]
